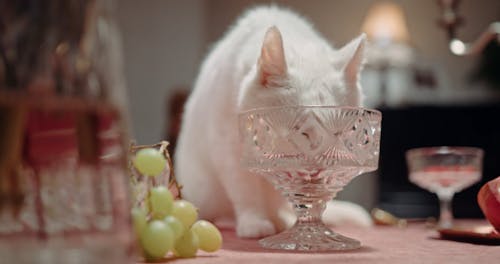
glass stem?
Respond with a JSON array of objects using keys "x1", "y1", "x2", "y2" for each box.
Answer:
[
  {"x1": 437, "y1": 192, "x2": 454, "y2": 228},
  {"x1": 292, "y1": 199, "x2": 327, "y2": 226}
]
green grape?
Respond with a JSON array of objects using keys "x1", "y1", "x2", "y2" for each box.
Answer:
[
  {"x1": 164, "y1": 215, "x2": 185, "y2": 241},
  {"x1": 133, "y1": 148, "x2": 166, "y2": 176},
  {"x1": 191, "y1": 220, "x2": 222, "y2": 252},
  {"x1": 149, "y1": 186, "x2": 174, "y2": 219},
  {"x1": 131, "y1": 207, "x2": 147, "y2": 237},
  {"x1": 171, "y1": 200, "x2": 198, "y2": 228},
  {"x1": 173, "y1": 229, "x2": 199, "y2": 258},
  {"x1": 140, "y1": 220, "x2": 174, "y2": 260}
]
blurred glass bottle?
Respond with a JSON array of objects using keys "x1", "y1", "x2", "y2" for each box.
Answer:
[{"x1": 0, "y1": 0, "x2": 133, "y2": 263}]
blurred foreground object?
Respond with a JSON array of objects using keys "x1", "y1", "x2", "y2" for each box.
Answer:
[{"x1": 0, "y1": 0, "x2": 133, "y2": 263}]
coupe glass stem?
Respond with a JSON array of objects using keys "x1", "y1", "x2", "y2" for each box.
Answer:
[
  {"x1": 293, "y1": 199, "x2": 327, "y2": 225},
  {"x1": 437, "y1": 191, "x2": 454, "y2": 228},
  {"x1": 258, "y1": 191, "x2": 362, "y2": 251}
]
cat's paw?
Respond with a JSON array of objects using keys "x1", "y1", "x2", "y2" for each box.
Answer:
[{"x1": 236, "y1": 215, "x2": 276, "y2": 238}]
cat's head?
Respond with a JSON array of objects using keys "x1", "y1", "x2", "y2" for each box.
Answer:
[{"x1": 237, "y1": 26, "x2": 366, "y2": 110}]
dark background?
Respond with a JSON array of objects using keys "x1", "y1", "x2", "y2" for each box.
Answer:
[{"x1": 377, "y1": 104, "x2": 500, "y2": 218}]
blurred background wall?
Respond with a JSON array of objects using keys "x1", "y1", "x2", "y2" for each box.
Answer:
[{"x1": 117, "y1": 0, "x2": 205, "y2": 144}]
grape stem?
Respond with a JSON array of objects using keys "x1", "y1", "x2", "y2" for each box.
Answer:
[{"x1": 129, "y1": 140, "x2": 183, "y2": 199}]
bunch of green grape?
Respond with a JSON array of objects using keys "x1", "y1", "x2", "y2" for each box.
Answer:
[{"x1": 131, "y1": 148, "x2": 223, "y2": 260}]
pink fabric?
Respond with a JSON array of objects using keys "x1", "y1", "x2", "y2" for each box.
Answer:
[{"x1": 137, "y1": 220, "x2": 500, "y2": 263}]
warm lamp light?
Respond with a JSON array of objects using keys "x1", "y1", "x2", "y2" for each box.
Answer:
[
  {"x1": 361, "y1": 1, "x2": 414, "y2": 108},
  {"x1": 361, "y1": 1, "x2": 413, "y2": 66},
  {"x1": 361, "y1": 1, "x2": 410, "y2": 45}
]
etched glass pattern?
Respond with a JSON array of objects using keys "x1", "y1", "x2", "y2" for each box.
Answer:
[{"x1": 240, "y1": 106, "x2": 381, "y2": 251}]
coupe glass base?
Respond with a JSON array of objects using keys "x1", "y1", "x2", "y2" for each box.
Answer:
[{"x1": 259, "y1": 222, "x2": 361, "y2": 251}]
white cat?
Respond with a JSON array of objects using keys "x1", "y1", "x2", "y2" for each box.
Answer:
[{"x1": 175, "y1": 5, "x2": 372, "y2": 238}]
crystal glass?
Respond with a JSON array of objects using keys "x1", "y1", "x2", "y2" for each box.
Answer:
[
  {"x1": 406, "y1": 147, "x2": 483, "y2": 228},
  {"x1": 239, "y1": 106, "x2": 382, "y2": 251}
]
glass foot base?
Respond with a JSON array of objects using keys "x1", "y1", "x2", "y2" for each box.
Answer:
[{"x1": 259, "y1": 222, "x2": 361, "y2": 251}]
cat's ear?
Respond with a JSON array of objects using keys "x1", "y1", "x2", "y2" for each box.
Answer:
[
  {"x1": 258, "y1": 26, "x2": 287, "y2": 87},
  {"x1": 336, "y1": 34, "x2": 366, "y2": 85}
]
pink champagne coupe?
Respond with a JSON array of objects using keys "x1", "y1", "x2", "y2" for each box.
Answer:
[{"x1": 406, "y1": 147, "x2": 483, "y2": 228}]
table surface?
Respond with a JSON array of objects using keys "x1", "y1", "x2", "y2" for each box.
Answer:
[{"x1": 137, "y1": 220, "x2": 500, "y2": 264}]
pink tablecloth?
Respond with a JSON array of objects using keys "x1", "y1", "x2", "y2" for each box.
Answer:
[{"x1": 137, "y1": 220, "x2": 500, "y2": 264}]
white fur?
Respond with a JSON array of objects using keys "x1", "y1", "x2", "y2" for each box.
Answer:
[{"x1": 175, "y1": 5, "x2": 372, "y2": 238}]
